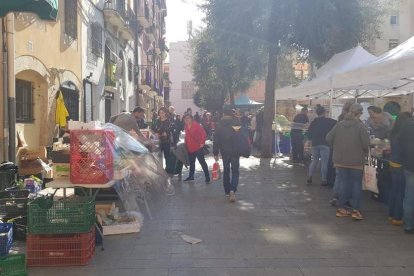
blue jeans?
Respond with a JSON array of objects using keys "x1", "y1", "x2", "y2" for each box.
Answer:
[
  {"x1": 336, "y1": 167, "x2": 363, "y2": 211},
  {"x1": 389, "y1": 167, "x2": 405, "y2": 220},
  {"x1": 222, "y1": 155, "x2": 240, "y2": 194},
  {"x1": 309, "y1": 145, "x2": 330, "y2": 182},
  {"x1": 403, "y1": 170, "x2": 414, "y2": 230}
]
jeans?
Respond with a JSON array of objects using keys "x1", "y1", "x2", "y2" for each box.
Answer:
[
  {"x1": 403, "y1": 170, "x2": 414, "y2": 230},
  {"x1": 389, "y1": 167, "x2": 405, "y2": 220},
  {"x1": 291, "y1": 131, "x2": 304, "y2": 161},
  {"x1": 309, "y1": 145, "x2": 330, "y2": 182},
  {"x1": 336, "y1": 167, "x2": 363, "y2": 211},
  {"x1": 188, "y1": 149, "x2": 210, "y2": 180},
  {"x1": 222, "y1": 155, "x2": 240, "y2": 194}
]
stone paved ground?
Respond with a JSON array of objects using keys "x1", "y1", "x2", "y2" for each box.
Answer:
[{"x1": 28, "y1": 156, "x2": 414, "y2": 276}]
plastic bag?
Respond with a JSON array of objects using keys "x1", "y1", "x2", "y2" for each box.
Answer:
[{"x1": 212, "y1": 162, "x2": 221, "y2": 181}]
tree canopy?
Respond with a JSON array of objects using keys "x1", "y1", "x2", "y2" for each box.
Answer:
[{"x1": 191, "y1": 0, "x2": 391, "y2": 156}]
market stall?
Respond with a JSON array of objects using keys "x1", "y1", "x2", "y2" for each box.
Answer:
[{"x1": 0, "y1": 120, "x2": 173, "y2": 271}]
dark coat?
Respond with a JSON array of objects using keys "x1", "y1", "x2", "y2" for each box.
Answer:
[{"x1": 213, "y1": 116, "x2": 241, "y2": 157}]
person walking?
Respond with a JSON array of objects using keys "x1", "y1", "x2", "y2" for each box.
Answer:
[
  {"x1": 291, "y1": 107, "x2": 309, "y2": 163},
  {"x1": 153, "y1": 107, "x2": 174, "y2": 165},
  {"x1": 213, "y1": 107, "x2": 241, "y2": 202},
  {"x1": 397, "y1": 116, "x2": 414, "y2": 233},
  {"x1": 388, "y1": 112, "x2": 411, "y2": 226},
  {"x1": 307, "y1": 106, "x2": 337, "y2": 186},
  {"x1": 183, "y1": 114, "x2": 210, "y2": 183},
  {"x1": 173, "y1": 115, "x2": 184, "y2": 145},
  {"x1": 326, "y1": 103, "x2": 369, "y2": 220}
]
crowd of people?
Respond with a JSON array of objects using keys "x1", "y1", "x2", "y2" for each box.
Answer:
[
  {"x1": 110, "y1": 105, "x2": 257, "y2": 203},
  {"x1": 291, "y1": 102, "x2": 414, "y2": 232}
]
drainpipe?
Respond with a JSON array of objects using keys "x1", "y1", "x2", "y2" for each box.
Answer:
[
  {"x1": 1, "y1": 19, "x2": 8, "y2": 162},
  {"x1": 6, "y1": 14, "x2": 15, "y2": 163}
]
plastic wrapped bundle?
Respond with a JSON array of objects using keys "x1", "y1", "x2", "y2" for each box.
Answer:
[{"x1": 102, "y1": 124, "x2": 174, "y2": 220}]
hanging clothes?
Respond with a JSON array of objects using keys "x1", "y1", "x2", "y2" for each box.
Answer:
[{"x1": 55, "y1": 90, "x2": 69, "y2": 127}]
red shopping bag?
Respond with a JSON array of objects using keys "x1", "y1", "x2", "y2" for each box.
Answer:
[{"x1": 212, "y1": 162, "x2": 221, "y2": 181}]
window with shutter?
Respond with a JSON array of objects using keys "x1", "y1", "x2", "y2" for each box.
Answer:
[
  {"x1": 65, "y1": 0, "x2": 78, "y2": 40},
  {"x1": 91, "y1": 23, "x2": 102, "y2": 57}
]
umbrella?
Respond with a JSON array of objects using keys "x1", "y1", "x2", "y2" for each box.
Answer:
[
  {"x1": 0, "y1": 0, "x2": 58, "y2": 21},
  {"x1": 55, "y1": 91, "x2": 69, "y2": 128}
]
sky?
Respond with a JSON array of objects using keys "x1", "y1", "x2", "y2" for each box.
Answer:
[{"x1": 166, "y1": 0, "x2": 205, "y2": 43}]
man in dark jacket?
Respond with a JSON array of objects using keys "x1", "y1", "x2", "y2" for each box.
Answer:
[
  {"x1": 307, "y1": 106, "x2": 337, "y2": 186},
  {"x1": 291, "y1": 107, "x2": 309, "y2": 163},
  {"x1": 213, "y1": 107, "x2": 241, "y2": 202},
  {"x1": 397, "y1": 117, "x2": 414, "y2": 233}
]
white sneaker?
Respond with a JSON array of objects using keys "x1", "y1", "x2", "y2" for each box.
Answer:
[{"x1": 229, "y1": 191, "x2": 236, "y2": 202}]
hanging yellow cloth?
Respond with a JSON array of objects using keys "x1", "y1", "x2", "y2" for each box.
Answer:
[{"x1": 55, "y1": 91, "x2": 69, "y2": 128}]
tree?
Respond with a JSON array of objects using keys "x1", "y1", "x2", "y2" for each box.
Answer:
[
  {"x1": 191, "y1": 0, "x2": 267, "y2": 109},
  {"x1": 196, "y1": 0, "x2": 390, "y2": 157}
]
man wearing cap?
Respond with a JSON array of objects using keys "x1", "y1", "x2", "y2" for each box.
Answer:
[
  {"x1": 326, "y1": 103, "x2": 370, "y2": 220},
  {"x1": 110, "y1": 107, "x2": 153, "y2": 150}
]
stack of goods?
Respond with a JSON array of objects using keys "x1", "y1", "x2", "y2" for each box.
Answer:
[
  {"x1": 16, "y1": 147, "x2": 48, "y2": 177},
  {"x1": 0, "y1": 223, "x2": 27, "y2": 275},
  {"x1": 96, "y1": 203, "x2": 141, "y2": 235},
  {"x1": 26, "y1": 195, "x2": 96, "y2": 266},
  {"x1": 51, "y1": 140, "x2": 70, "y2": 180}
]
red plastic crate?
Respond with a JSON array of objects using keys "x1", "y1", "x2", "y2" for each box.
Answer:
[
  {"x1": 70, "y1": 130, "x2": 115, "y2": 184},
  {"x1": 26, "y1": 227, "x2": 95, "y2": 267}
]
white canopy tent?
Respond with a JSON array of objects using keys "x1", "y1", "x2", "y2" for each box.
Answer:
[
  {"x1": 276, "y1": 36, "x2": 414, "y2": 101},
  {"x1": 276, "y1": 46, "x2": 377, "y2": 100},
  {"x1": 335, "y1": 36, "x2": 414, "y2": 94}
]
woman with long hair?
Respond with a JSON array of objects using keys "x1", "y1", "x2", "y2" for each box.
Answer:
[
  {"x1": 183, "y1": 114, "x2": 210, "y2": 183},
  {"x1": 154, "y1": 107, "x2": 174, "y2": 165}
]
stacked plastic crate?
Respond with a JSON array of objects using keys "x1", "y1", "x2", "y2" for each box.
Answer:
[
  {"x1": 0, "y1": 222, "x2": 26, "y2": 275},
  {"x1": 26, "y1": 129, "x2": 115, "y2": 267},
  {"x1": 26, "y1": 196, "x2": 96, "y2": 266}
]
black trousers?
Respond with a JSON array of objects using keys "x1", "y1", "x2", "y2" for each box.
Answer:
[
  {"x1": 291, "y1": 131, "x2": 304, "y2": 161},
  {"x1": 188, "y1": 149, "x2": 210, "y2": 180}
]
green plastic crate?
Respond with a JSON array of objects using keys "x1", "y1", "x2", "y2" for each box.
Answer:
[
  {"x1": 0, "y1": 254, "x2": 26, "y2": 276},
  {"x1": 28, "y1": 196, "x2": 95, "y2": 234}
]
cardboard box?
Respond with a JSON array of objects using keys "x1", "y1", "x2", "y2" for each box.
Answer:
[
  {"x1": 53, "y1": 163, "x2": 70, "y2": 179},
  {"x1": 17, "y1": 147, "x2": 47, "y2": 161}
]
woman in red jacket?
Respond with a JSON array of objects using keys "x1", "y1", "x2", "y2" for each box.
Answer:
[{"x1": 183, "y1": 114, "x2": 210, "y2": 183}]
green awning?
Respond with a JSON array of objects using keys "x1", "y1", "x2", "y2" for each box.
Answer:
[{"x1": 0, "y1": 0, "x2": 58, "y2": 21}]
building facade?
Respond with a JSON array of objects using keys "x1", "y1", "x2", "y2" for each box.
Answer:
[
  {"x1": 169, "y1": 41, "x2": 200, "y2": 115},
  {"x1": 137, "y1": 0, "x2": 167, "y2": 120},
  {"x1": 13, "y1": 0, "x2": 82, "y2": 149},
  {"x1": 372, "y1": 0, "x2": 414, "y2": 55},
  {"x1": 0, "y1": 0, "x2": 167, "y2": 162}
]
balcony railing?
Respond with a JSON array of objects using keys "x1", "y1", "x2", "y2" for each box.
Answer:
[{"x1": 104, "y1": 0, "x2": 126, "y2": 18}]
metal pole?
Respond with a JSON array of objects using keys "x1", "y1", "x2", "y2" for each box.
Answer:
[
  {"x1": 329, "y1": 77, "x2": 334, "y2": 118},
  {"x1": 6, "y1": 14, "x2": 15, "y2": 163}
]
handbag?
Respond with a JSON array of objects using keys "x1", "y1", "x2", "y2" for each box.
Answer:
[
  {"x1": 212, "y1": 162, "x2": 221, "y2": 181},
  {"x1": 363, "y1": 152, "x2": 379, "y2": 194}
]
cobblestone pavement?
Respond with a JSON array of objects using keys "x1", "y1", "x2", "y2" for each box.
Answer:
[{"x1": 29, "y1": 156, "x2": 414, "y2": 276}]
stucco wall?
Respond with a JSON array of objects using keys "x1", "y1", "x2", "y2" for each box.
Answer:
[{"x1": 169, "y1": 41, "x2": 200, "y2": 115}]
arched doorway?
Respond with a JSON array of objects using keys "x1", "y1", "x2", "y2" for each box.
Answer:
[{"x1": 60, "y1": 81, "x2": 80, "y2": 121}]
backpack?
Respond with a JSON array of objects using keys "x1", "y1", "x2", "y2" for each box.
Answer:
[{"x1": 234, "y1": 127, "x2": 252, "y2": 158}]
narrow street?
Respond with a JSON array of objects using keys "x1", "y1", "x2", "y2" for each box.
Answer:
[{"x1": 29, "y1": 156, "x2": 414, "y2": 276}]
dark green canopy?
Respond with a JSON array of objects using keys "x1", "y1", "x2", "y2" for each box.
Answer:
[{"x1": 0, "y1": 0, "x2": 58, "y2": 21}]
